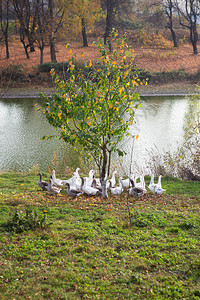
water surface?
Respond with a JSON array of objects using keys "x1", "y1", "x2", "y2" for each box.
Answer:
[{"x1": 0, "y1": 96, "x2": 188, "y2": 173}]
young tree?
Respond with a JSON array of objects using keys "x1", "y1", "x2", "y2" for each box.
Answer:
[
  {"x1": 0, "y1": 0, "x2": 11, "y2": 58},
  {"x1": 174, "y1": 0, "x2": 200, "y2": 54},
  {"x1": 39, "y1": 34, "x2": 146, "y2": 187}
]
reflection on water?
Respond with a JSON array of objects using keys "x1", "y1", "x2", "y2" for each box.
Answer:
[
  {"x1": 0, "y1": 98, "x2": 81, "y2": 172},
  {"x1": 117, "y1": 96, "x2": 187, "y2": 172},
  {"x1": 0, "y1": 96, "x2": 188, "y2": 172}
]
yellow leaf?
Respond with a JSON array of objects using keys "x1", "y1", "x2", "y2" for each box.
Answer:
[
  {"x1": 119, "y1": 87, "x2": 124, "y2": 94},
  {"x1": 136, "y1": 134, "x2": 139, "y2": 140},
  {"x1": 124, "y1": 70, "x2": 129, "y2": 79}
]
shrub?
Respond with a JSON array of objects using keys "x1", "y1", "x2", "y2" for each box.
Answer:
[
  {"x1": 136, "y1": 29, "x2": 173, "y2": 49},
  {"x1": 38, "y1": 61, "x2": 70, "y2": 73},
  {"x1": 2, "y1": 208, "x2": 50, "y2": 233},
  {"x1": 0, "y1": 64, "x2": 27, "y2": 82}
]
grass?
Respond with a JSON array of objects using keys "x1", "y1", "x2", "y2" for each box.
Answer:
[{"x1": 0, "y1": 172, "x2": 200, "y2": 299}]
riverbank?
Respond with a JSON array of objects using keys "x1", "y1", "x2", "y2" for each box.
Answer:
[
  {"x1": 0, "y1": 81, "x2": 199, "y2": 98},
  {"x1": 1, "y1": 38, "x2": 200, "y2": 98}
]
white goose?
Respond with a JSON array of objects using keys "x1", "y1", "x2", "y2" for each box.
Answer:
[
  {"x1": 85, "y1": 169, "x2": 95, "y2": 187},
  {"x1": 74, "y1": 168, "x2": 82, "y2": 190},
  {"x1": 47, "y1": 177, "x2": 62, "y2": 195},
  {"x1": 62, "y1": 168, "x2": 81, "y2": 187},
  {"x1": 65, "y1": 172, "x2": 81, "y2": 191},
  {"x1": 91, "y1": 177, "x2": 102, "y2": 192},
  {"x1": 121, "y1": 172, "x2": 134, "y2": 189},
  {"x1": 155, "y1": 175, "x2": 166, "y2": 195},
  {"x1": 148, "y1": 174, "x2": 165, "y2": 194},
  {"x1": 62, "y1": 168, "x2": 77, "y2": 186},
  {"x1": 109, "y1": 177, "x2": 123, "y2": 195},
  {"x1": 134, "y1": 175, "x2": 147, "y2": 192},
  {"x1": 108, "y1": 170, "x2": 117, "y2": 188},
  {"x1": 94, "y1": 172, "x2": 108, "y2": 187},
  {"x1": 81, "y1": 177, "x2": 102, "y2": 196},
  {"x1": 52, "y1": 170, "x2": 64, "y2": 187},
  {"x1": 148, "y1": 173, "x2": 157, "y2": 193}
]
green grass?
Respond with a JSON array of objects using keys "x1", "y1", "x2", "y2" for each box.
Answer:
[{"x1": 0, "y1": 172, "x2": 200, "y2": 299}]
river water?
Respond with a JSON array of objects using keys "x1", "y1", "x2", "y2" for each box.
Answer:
[{"x1": 0, "y1": 95, "x2": 188, "y2": 174}]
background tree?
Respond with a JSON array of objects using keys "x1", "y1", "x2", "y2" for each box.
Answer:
[
  {"x1": 40, "y1": 35, "x2": 144, "y2": 186},
  {"x1": 63, "y1": 0, "x2": 102, "y2": 47},
  {"x1": 13, "y1": 0, "x2": 39, "y2": 58},
  {"x1": 0, "y1": 0, "x2": 11, "y2": 58},
  {"x1": 163, "y1": 0, "x2": 178, "y2": 47},
  {"x1": 34, "y1": 0, "x2": 49, "y2": 65},
  {"x1": 132, "y1": 0, "x2": 164, "y2": 30},
  {"x1": 174, "y1": 0, "x2": 200, "y2": 54},
  {"x1": 102, "y1": 0, "x2": 118, "y2": 51},
  {"x1": 47, "y1": 0, "x2": 64, "y2": 62}
]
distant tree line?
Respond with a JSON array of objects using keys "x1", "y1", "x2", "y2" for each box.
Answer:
[{"x1": 0, "y1": 0, "x2": 200, "y2": 64}]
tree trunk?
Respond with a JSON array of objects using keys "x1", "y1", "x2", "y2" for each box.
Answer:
[
  {"x1": 50, "y1": 39, "x2": 57, "y2": 62},
  {"x1": 5, "y1": 34, "x2": 9, "y2": 59},
  {"x1": 101, "y1": 178, "x2": 108, "y2": 200},
  {"x1": 104, "y1": 0, "x2": 115, "y2": 52},
  {"x1": 81, "y1": 18, "x2": 88, "y2": 47},
  {"x1": 30, "y1": 44, "x2": 35, "y2": 52},
  {"x1": 1, "y1": 0, "x2": 10, "y2": 59},
  {"x1": 19, "y1": 27, "x2": 30, "y2": 59},
  {"x1": 170, "y1": 27, "x2": 178, "y2": 48},
  {"x1": 190, "y1": 26, "x2": 198, "y2": 55},
  {"x1": 24, "y1": 44, "x2": 30, "y2": 59},
  {"x1": 48, "y1": 0, "x2": 57, "y2": 62},
  {"x1": 21, "y1": 38, "x2": 30, "y2": 59},
  {"x1": 101, "y1": 142, "x2": 108, "y2": 182},
  {"x1": 40, "y1": 47, "x2": 44, "y2": 65},
  {"x1": 100, "y1": 142, "x2": 108, "y2": 200},
  {"x1": 29, "y1": 35, "x2": 35, "y2": 52}
]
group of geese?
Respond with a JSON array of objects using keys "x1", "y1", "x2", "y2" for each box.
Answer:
[{"x1": 37, "y1": 168, "x2": 166, "y2": 199}]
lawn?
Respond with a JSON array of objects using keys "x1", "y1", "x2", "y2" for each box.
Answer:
[{"x1": 0, "y1": 172, "x2": 200, "y2": 299}]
